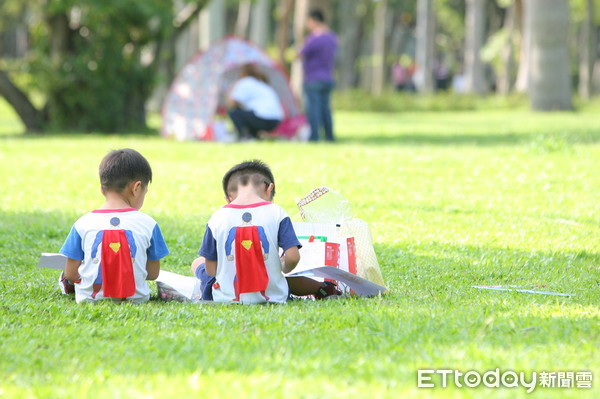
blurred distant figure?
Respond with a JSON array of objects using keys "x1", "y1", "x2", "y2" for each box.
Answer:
[
  {"x1": 434, "y1": 59, "x2": 451, "y2": 91},
  {"x1": 301, "y1": 9, "x2": 338, "y2": 142},
  {"x1": 392, "y1": 55, "x2": 416, "y2": 92},
  {"x1": 452, "y1": 67, "x2": 466, "y2": 94},
  {"x1": 228, "y1": 63, "x2": 284, "y2": 141}
]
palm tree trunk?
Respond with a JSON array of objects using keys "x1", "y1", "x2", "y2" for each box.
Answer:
[
  {"x1": 415, "y1": 0, "x2": 435, "y2": 93},
  {"x1": 250, "y1": 0, "x2": 271, "y2": 47},
  {"x1": 578, "y1": 0, "x2": 596, "y2": 99},
  {"x1": 371, "y1": 0, "x2": 388, "y2": 95},
  {"x1": 290, "y1": 0, "x2": 310, "y2": 96},
  {"x1": 199, "y1": 0, "x2": 225, "y2": 51},
  {"x1": 337, "y1": 0, "x2": 362, "y2": 90},
  {"x1": 499, "y1": 2, "x2": 516, "y2": 95},
  {"x1": 464, "y1": 0, "x2": 487, "y2": 94},
  {"x1": 276, "y1": 0, "x2": 294, "y2": 69},
  {"x1": 235, "y1": 0, "x2": 252, "y2": 39},
  {"x1": 527, "y1": 0, "x2": 572, "y2": 110},
  {"x1": 514, "y1": 0, "x2": 529, "y2": 93}
]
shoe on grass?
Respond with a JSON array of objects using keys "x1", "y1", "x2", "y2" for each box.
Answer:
[
  {"x1": 58, "y1": 272, "x2": 76, "y2": 295},
  {"x1": 314, "y1": 282, "x2": 342, "y2": 300}
]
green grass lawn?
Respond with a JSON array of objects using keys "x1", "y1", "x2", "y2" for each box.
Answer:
[{"x1": 0, "y1": 102, "x2": 599, "y2": 398}]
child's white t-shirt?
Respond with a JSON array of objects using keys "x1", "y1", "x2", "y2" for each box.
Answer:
[
  {"x1": 199, "y1": 201, "x2": 300, "y2": 304},
  {"x1": 60, "y1": 208, "x2": 169, "y2": 303}
]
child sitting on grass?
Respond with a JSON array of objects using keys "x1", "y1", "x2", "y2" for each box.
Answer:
[
  {"x1": 191, "y1": 160, "x2": 341, "y2": 304},
  {"x1": 59, "y1": 148, "x2": 170, "y2": 303}
]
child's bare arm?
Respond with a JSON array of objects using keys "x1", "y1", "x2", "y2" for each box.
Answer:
[
  {"x1": 191, "y1": 256, "x2": 217, "y2": 277},
  {"x1": 281, "y1": 246, "x2": 300, "y2": 274},
  {"x1": 146, "y1": 260, "x2": 160, "y2": 280},
  {"x1": 191, "y1": 256, "x2": 216, "y2": 277},
  {"x1": 205, "y1": 259, "x2": 218, "y2": 277},
  {"x1": 64, "y1": 258, "x2": 82, "y2": 282}
]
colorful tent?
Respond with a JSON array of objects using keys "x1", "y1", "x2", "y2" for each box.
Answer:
[{"x1": 161, "y1": 37, "x2": 307, "y2": 141}]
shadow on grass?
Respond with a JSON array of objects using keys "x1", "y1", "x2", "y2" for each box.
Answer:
[
  {"x1": 0, "y1": 129, "x2": 161, "y2": 140},
  {"x1": 337, "y1": 130, "x2": 600, "y2": 147}
]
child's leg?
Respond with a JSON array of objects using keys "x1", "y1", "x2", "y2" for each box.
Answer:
[
  {"x1": 191, "y1": 256, "x2": 215, "y2": 301},
  {"x1": 286, "y1": 276, "x2": 342, "y2": 299},
  {"x1": 286, "y1": 276, "x2": 324, "y2": 296},
  {"x1": 191, "y1": 257, "x2": 205, "y2": 275}
]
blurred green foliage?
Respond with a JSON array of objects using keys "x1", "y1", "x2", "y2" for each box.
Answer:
[{"x1": 1, "y1": 0, "x2": 180, "y2": 132}]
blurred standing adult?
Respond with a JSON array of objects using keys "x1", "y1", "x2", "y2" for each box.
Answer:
[{"x1": 300, "y1": 9, "x2": 338, "y2": 142}]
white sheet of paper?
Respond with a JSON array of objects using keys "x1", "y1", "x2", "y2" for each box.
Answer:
[
  {"x1": 38, "y1": 253, "x2": 68, "y2": 270},
  {"x1": 155, "y1": 270, "x2": 197, "y2": 300}
]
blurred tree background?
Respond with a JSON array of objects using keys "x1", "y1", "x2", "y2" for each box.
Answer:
[{"x1": 0, "y1": 0, "x2": 598, "y2": 133}]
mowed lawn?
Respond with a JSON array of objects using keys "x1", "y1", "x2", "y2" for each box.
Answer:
[{"x1": 0, "y1": 100, "x2": 599, "y2": 399}]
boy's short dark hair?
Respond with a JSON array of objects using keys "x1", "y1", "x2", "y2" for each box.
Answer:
[
  {"x1": 309, "y1": 9, "x2": 325, "y2": 23},
  {"x1": 222, "y1": 160, "x2": 275, "y2": 199},
  {"x1": 99, "y1": 149, "x2": 152, "y2": 193}
]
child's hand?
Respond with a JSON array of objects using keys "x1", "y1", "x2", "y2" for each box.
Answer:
[{"x1": 227, "y1": 255, "x2": 234, "y2": 261}]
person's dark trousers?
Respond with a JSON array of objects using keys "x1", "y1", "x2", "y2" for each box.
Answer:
[
  {"x1": 304, "y1": 80, "x2": 335, "y2": 142},
  {"x1": 228, "y1": 107, "x2": 280, "y2": 140}
]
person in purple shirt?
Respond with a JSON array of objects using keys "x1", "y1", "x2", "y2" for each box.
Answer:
[{"x1": 301, "y1": 9, "x2": 337, "y2": 142}]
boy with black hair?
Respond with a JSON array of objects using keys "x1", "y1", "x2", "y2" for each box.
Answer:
[
  {"x1": 59, "y1": 148, "x2": 169, "y2": 303},
  {"x1": 192, "y1": 160, "x2": 341, "y2": 303}
]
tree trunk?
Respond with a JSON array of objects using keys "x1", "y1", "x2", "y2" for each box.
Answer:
[
  {"x1": 389, "y1": 14, "x2": 412, "y2": 58},
  {"x1": 199, "y1": 0, "x2": 226, "y2": 51},
  {"x1": 46, "y1": 13, "x2": 70, "y2": 65},
  {"x1": 235, "y1": 0, "x2": 252, "y2": 39},
  {"x1": 594, "y1": 27, "x2": 600, "y2": 95},
  {"x1": 45, "y1": 11, "x2": 71, "y2": 125},
  {"x1": 515, "y1": 0, "x2": 529, "y2": 93},
  {"x1": 371, "y1": 0, "x2": 388, "y2": 96},
  {"x1": 415, "y1": 0, "x2": 435, "y2": 93},
  {"x1": 578, "y1": 0, "x2": 596, "y2": 99},
  {"x1": 276, "y1": 0, "x2": 294, "y2": 69},
  {"x1": 170, "y1": 0, "x2": 210, "y2": 66},
  {"x1": 337, "y1": 0, "x2": 362, "y2": 90},
  {"x1": 498, "y1": 2, "x2": 516, "y2": 95},
  {"x1": 359, "y1": 19, "x2": 373, "y2": 92},
  {"x1": 290, "y1": 0, "x2": 310, "y2": 96},
  {"x1": 464, "y1": 0, "x2": 487, "y2": 94},
  {"x1": 527, "y1": 0, "x2": 572, "y2": 110},
  {"x1": 0, "y1": 69, "x2": 44, "y2": 132},
  {"x1": 250, "y1": 0, "x2": 270, "y2": 47}
]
